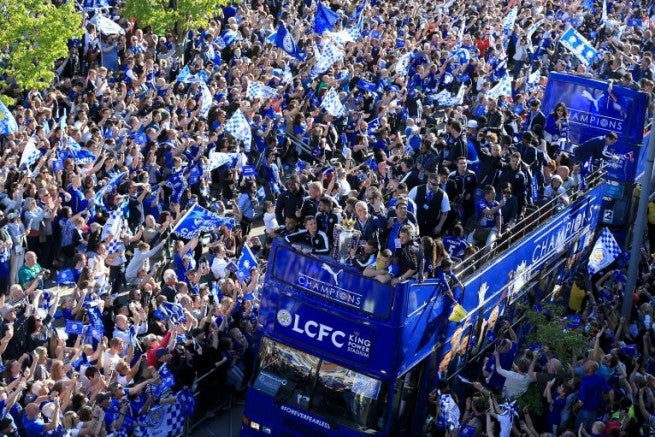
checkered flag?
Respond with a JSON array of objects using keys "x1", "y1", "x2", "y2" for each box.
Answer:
[
  {"x1": 102, "y1": 207, "x2": 126, "y2": 255},
  {"x1": 486, "y1": 74, "x2": 512, "y2": 99},
  {"x1": 320, "y1": 88, "x2": 345, "y2": 117},
  {"x1": 19, "y1": 137, "x2": 42, "y2": 170},
  {"x1": 437, "y1": 85, "x2": 467, "y2": 107},
  {"x1": 246, "y1": 81, "x2": 278, "y2": 100},
  {"x1": 311, "y1": 42, "x2": 344, "y2": 78},
  {"x1": 588, "y1": 227, "x2": 621, "y2": 274},
  {"x1": 395, "y1": 52, "x2": 412, "y2": 77},
  {"x1": 225, "y1": 110, "x2": 252, "y2": 148}
]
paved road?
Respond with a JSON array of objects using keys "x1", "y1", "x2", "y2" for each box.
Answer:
[{"x1": 190, "y1": 404, "x2": 245, "y2": 437}]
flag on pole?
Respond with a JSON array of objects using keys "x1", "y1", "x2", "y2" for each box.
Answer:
[
  {"x1": 224, "y1": 110, "x2": 252, "y2": 147},
  {"x1": 275, "y1": 24, "x2": 305, "y2": 60},
  {"x1": 320, "y1": 88, "x2": 346, "y2": 117},
  {"x1": 559, "y1": 27, "x2": 598, "y2": 66},
  {"x1": 172, "y1": 203, "x2": 235, "y2": 239},
  {"x1": 0, "y1": 101, "x2": 18, "y2": 135},
  {"x1": 588, "y1": 227, "x2": 621, "y2": 274},
  {"x1": 314, "y1": 2, "x2": 340, "y2": 34},
  {"x1": 237, "y1": 244, "x2": 259, "y2": 281}
]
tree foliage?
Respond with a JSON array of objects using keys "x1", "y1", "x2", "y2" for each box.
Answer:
[
  {"x1": 122, "y1": 0, "x2": 231, "y2": 37},
  {"x1": 0, "y1": 0, "x2": 82, "y2": 91}
]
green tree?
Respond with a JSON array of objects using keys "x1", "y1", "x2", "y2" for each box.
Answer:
[
  {"x1": 0, "y1": 0, "x2": 82, "y2": 92},
  {"x1": 122, "y1": 0, "x2": 230, "y2": 37}
]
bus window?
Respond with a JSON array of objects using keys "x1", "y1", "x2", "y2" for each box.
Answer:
[
  {"x1": 311, "y1": 360, "x2": 387, "y2": 433},
  {"x1": 252, "y1": 337, "x2": 388, "y2": 434},
  {"x1": 253, "y1": 338, "x2": 319, "y2": 409}
]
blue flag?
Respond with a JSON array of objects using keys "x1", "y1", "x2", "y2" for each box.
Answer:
[
  {"x1": 237, "y1": 244, "x2": 259, "y2": 281},
  {"x1": 69, "y1": 148, "x2": 97, "y2": 165},
  {"x1": 65, "y1": 320, "x2": 86, "y2": 335},
  {"x1": 242, "y1": 165, "x2": 256, "y2": 177},
  {"x1": 85, "y1": 305, "x2": 104, "y2": 341},
  {"x1": 314, "y1": 2, "x2": 340, "y2": 34},
  {"x1": 275, "y1": 24, "x2": 305, "y2": 60},
  {"x1": 176, "y1": 66, "x2": 208, "y2": 83},
  {"x1": 588, "y1": 227, "x2": 621, "y2": 274},
  {"x1": 559, "y1": 27, "x2": 598, "y2": 66},
  {"x1": 154, "y1": 301, "x2": 187, "y2": 325},
  {"x1": 0, "y1": 101, "x2": 18, "y2": 135},
  {"x1": 165, "y1": 170, "x2": 188, "y2": 203},
  {"x1": 172, "y1": 203, "x2": 235, "y2": 239},
  {"x1": 57, "y1": 268, "x2": 75, "y2": 285},
  {"x1": 356, "y1": 78, "x2": 377, "y2": 92}
]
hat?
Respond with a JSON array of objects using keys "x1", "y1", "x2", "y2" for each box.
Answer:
[
  {"x1": 95, "y1": 392, "x2": 110, "y2": 404},
  {"x1": 155, "y1": 348, "x2": 170, "y2": 360},
  {"x1": 466, "y1": 120, "x2": 478, "y2": 129},
  {"x1": 0, "y1": 304, "x2": 14, "y2": 318}
]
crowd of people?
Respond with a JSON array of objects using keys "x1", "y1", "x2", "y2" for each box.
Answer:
[{"x1": 0, "y1": 0, "x2": 654, "y2": 435}]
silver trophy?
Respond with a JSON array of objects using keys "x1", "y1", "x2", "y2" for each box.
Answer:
[{"x1": 332, "y1": 218, "x2": 361, "y2": 263}]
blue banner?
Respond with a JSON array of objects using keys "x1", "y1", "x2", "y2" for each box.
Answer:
[
  {"x1": 57, "y1": 268, "x2": 75, "y2": 285},
  {"x1": 541, "y1": 73, "x2": 649, "y2": 182},
  {"x1": 0, "y1": 101, "x2": 18, "y2": 135},
  {"x1": 274, "y1": 296, "x2": 375, "y2": 366},
  {"x1": 237, "y1": 244, "x2": 259, "y2": 281},
  {"x1": 314, "y1": 2, "x2": 340, "y2": 34},
  {"x1": 275, "y1": 24, "x2": 305, "y2": 60},
  {"x1": 270, "y1": 246, "x2": 394, "y2": 317},
  {"x1": 172, "y1": 203, "x2": 234, "y2": 239}
]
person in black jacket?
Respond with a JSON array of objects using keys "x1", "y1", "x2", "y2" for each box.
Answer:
[
  {"x1": 496, "y1": 152, "x2": 528, "y2": 220},
  {"x1": 274, "y1": 175, "x2": 305, "y2": 225},
  {"x1": 523, "y1": 99, "x2": 546, "y2": 132},
  {"x1": 442, "y1": 120, "x2": 468, "y2": 170},
  {"x1": 284, "y1": 216, "x2": 330, "y2": 255},
  {"x1": 473, "y1": 132, "x2": 506, "y2": 204}
]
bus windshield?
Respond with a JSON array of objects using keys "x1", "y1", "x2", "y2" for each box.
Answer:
[{"x1": 253, "y1": 337, "x2": 388, "y2": 434}]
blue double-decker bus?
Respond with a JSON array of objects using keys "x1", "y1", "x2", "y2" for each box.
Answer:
[{"x1": 240, "y1": 73, "x2": 649, "y2": 436}]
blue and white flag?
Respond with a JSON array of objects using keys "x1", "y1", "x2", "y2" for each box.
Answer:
[
  {"x1": 82, "y1": 0, "x2": 108, "y2": 11},
  {"x1": 68, "y1": 147, "x2": 97, "y2": 165},
  {"x1": 351, "y1": 0, "x2": 367, "y2": 23},
  {"x1": 104, "y1": 206, "x2": 126, "y2": 255},
  {"x1": 222, "y1": 29, "x2": 241, "y2": 47},
  {"x1": 172, "y1": 203, "x2": 235, "y2": 239},
  {"x1": 437, "y1": 85, "x2": 467, "y2": 107},
  {"x1": 451, "y1": 47, "x2": 470, "y2": 65},
  {"x1": 395, "y1": 52, "x2": 412, "y2": 76},
  {"x1": 246, "y1": 81, "x2": 278, "y2": 100},
  {"x1": 602, "y1": 0, "x2": 608, "y2": 24},
  {"x1": 154, "y1": 301, "x2": 187, "y2": 325},
  {"x1": 225, "y1": 110, "x2": 252, "y2": 147},
  {"x1": 165, "y1": 170, "x2": 187, "y2": 204},
  {"x1": 275, "y1": 24, "x2": 305, "y2": 60},
  {"x1": 588, "y1": 227, "x2": 621, "y2": 274},
  {"x1": 176, "y1": 66, "x2": 208, "y2": 83},
  {"x1": 85, "y1": 305, "x2": 104, "y2": 341},
  {"x1": 314, "y1": 2, "x2": 340, "y2": 34},
  {"x1": 0, "y1": 101, "x2": 18, "y2": 135},
  {"x1": 57, "y1": 268, "x2": 75, "y2": 285},
  {"x1": 502, "y1": 8, "x2": 518, "y2": 35},
  {"x1": 486, "y1": 74, "x2": 513, "y2": 99},
  {"x1": 65, "y1": 320, "x2": 85, "y2": 336},
  {"x1": 93, "y1": 171, "x2": 127, "y2": 210},
  {"x1": 199, "y1": 82, "x2": 213, "y2": 119},
  {"x1": 559, "y1": 27, "x2": 598, "y2": 66},
  {"x1": 207, "y1": 151, "x2": 240, "y2": 171},
  {"x1": 320, "y1": 88, "x2": 345, "y2": 117},
  {"x1": 526, "y1": 19, "x2": 544, "y2": 42},
  {"x1": 19, "y1": 137, "x2": 41, "y2": 169},
  {"x1": 237, "y1": 244, "x2": 259, "y2": 281},
  {"x1": 138, "y1": 395, "x2": 186, "y2": 437},
  {"x1": 356, "y1": 78, "x2": 377, "y2": 92},
  {"x1": 92, "y1": 15, "x2": 125, "y2": 35},
  {"x1": 311, "y1": 42, "x2": 344, "y2": 78}
]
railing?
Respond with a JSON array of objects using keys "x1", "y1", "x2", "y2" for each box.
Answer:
[
  {"x1": 456, "y1": 166, "x2": 607, "y2": 281},
  {"x1": 184, "y1": 366, "x2": 235, "y2": 435}
]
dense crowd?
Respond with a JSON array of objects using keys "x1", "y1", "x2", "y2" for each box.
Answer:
[{"x1": 0, "y1": 0, "x2": 654, "y2": 435}]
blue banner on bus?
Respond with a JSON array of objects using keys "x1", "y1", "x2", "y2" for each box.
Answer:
[
  {"x1": 274, "y1": 295, "x2": 375, "y2": 366},
  {"x1": 541, "y1": 73, "x2": 649, "y2": 147},
  {"x1": 271, "y1": 246, "x2": 394, "y2": 317}
]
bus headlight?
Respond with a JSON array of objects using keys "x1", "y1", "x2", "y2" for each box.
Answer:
[
  {"x1": 250, "y1": 421, "x2": 260, "y2": 431},
  {"x1": 262, "y1": 426, "x2": 272, "y2": 434}
]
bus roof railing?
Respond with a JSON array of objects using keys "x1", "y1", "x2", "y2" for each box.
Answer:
[{"x1": 455, "y1": 166, "x2": 607, "y2": 281}]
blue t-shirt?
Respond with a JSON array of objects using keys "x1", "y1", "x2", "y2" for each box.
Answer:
[
  {"x1": 476, "y1": 199, "x2": 501, "y2": 228},
  {"x1": 22, "y1": 415, "x2": 46, "y2": 437},
  {"x1": 579, "y1": 373, "x2": 611, "y2": 411}
]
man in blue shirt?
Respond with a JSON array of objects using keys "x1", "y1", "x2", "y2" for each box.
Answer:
[
  {"x1": 573, "y1": 360, "x2": 613, "y2": 432},
  {"x1": 22, "y1": 398, "x2": 60, "y2": 436},
  {"x1": 469, "y1": 185, "x2": 504, "y2": 250}
]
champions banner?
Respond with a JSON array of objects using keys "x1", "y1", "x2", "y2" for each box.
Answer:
[{"x1": 541, "y1": 73, "x2": 649, "y2": 183}]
